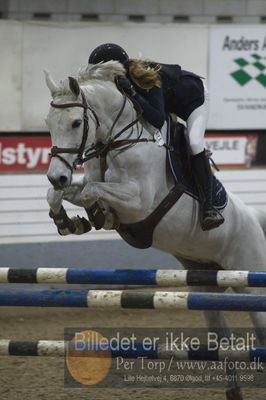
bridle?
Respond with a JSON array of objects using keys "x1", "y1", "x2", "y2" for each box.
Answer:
[
  {"x1": 50, "y1": 90, "x2": 100, "y2": 173},
  {"x1": 49, "y1": 86, "x2": 153, "y2": 180}
]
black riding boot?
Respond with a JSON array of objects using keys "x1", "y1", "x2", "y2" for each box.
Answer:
[{"x1": 191, "y1": 150, "x2": 224, "y2": 231}]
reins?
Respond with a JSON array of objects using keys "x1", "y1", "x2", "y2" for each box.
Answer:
[
  {"x1": 49, "y1": 82, "x2": 176, "y2": 182},
  {"x1": 49, "y1": 85, "x2": 147, "y2": 178}
]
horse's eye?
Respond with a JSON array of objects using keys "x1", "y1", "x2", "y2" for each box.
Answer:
[{"x1": 72, "y1": 119, "x2": 82, "y2": 128}]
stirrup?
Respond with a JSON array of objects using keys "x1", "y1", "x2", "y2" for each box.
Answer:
[{"x1": 201, "y1": 207, "x2": 225, "y2": 231}]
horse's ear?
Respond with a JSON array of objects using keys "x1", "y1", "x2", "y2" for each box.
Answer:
[
  {"x1": 44, "y1": 70, "x2": 59, "y2": 97},
  {"x1": 68, "y1": 77, "x2": 80, "y2": 97}
]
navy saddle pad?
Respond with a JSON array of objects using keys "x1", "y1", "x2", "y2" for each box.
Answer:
[{"x1": 166, "y1": 120, "x2": 228, "y2": 211}]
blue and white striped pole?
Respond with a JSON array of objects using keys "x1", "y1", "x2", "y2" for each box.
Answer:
[
  {"x1": 1, "y1": 268, "x2": 266, "y2": 287},
  {"x1": 0, "y1": 340, "x2": 265, "y2": 362},
  {"x1": 0, "y1": 288, "x2": 266, "y2": 311}
]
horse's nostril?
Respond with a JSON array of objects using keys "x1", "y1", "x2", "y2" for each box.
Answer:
[
  {"x1": 47, "y1": 174, "x2": 69, "y2": 190},
  {"x1": 59, "y1": 176, "x2": 68, "y2": 185},
  {"x1": 47, "y1": 175, "x2": 57, "y2": 187}
]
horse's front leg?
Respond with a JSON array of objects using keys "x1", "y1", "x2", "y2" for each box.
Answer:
[
  {"x1": 47, "y1": 174, "x2": 86, "y2": 211},
  {"x1": 47, "y1": 186, "x2": 64, "y2": 215},
  {"x1": 81, "y1": 181, "x2": 145, "y2": 229},
  {"x1": 46, "y1": 177, "x2": 91, "y2": 235}
]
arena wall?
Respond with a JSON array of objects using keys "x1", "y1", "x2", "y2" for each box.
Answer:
[{"x1": 0, "y1": 20, "x2": 208, "y2": 131}]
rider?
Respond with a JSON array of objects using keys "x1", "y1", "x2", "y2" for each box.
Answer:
[{"x1": 88, "y1": 43, "x2": 224, "y2": 231}]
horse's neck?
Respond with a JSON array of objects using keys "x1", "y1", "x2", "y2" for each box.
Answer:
[
  {"x1": 109, "y1": 119, "x2": 170, "y2": 186},
  {"x1": 85, "y1": 82, "x2": 171, "y2": 196},
  {"x1": 86, "y1": 83, "x2": 147, "y2": 143}
]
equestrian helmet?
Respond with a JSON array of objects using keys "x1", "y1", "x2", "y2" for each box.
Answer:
[{"x1": 89, "y1": 43, "x2": 129, "y2": 65}]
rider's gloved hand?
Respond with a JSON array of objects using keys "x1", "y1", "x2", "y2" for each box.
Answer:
[{"x1": 116, "y1": 76, "x2": 136, "y2": 96}]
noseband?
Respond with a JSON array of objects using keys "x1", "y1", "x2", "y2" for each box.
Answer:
[{"x1": 50, "y1": 90, "x2": 100, "y2": 172}]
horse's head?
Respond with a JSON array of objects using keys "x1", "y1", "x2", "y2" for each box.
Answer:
[{"x1": 45, "y1": 61, "x2": 127, "y2": 190}]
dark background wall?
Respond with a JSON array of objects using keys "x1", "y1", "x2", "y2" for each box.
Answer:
[{"x1": 0, "y1": 239, "x2": 178, "y2": 269}]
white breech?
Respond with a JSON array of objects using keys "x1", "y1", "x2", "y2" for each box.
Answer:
[{"x1": 186, "y1": 81, "x2": 209, "y2": 155}]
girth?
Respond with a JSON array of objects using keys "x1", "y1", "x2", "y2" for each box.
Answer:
[{"x1": 116, "y1": 182, "x2": 185, "y2": 249}]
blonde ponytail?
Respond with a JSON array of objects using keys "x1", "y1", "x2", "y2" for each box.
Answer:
[{"x1": 128, "y1": 59, "x2": 161, "y2": 90}]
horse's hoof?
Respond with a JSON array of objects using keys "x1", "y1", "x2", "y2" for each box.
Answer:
[
  {"x1": 85, "y1": 202, "x2": 105, "y2": 230},
  {"x1": 201, "y1": 213, "x2": 225, "y2": 231},
  {"x1": 226, "y1": 387, "x2": 243, "y2": 400},
  {"x1": 202, "y1": 220, "x2": 224, "y2": 231},
  {"x1": 71, "y1": 216, "x2": 92, "y2": 235}
]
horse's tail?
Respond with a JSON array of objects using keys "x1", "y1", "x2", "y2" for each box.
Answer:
[{"x1": 255, "y1": 208, "x2": 266, "y2": 237}]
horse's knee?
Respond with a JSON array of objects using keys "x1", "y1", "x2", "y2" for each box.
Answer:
[
  {"x1": 46, "y1": 186, "x2": 63, "y2": 214},
  {"x1": 80, "y1": 184, "x2": 98, "y2": 206}
]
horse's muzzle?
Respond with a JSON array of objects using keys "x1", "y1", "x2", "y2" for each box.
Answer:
[{"x1": 47, "y1": 173, "x2": 70, "y2": 190}]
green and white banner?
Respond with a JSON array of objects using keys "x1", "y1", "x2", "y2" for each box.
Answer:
[{"x1": 208, "y1": 26, "x2": 266, "y2": 130}]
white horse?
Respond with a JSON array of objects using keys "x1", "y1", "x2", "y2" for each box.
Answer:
[{"x1": 45, "y1": 61, "x2": 266, "y2": 400}]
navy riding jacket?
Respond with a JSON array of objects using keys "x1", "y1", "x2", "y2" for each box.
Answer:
[{"x1": 130, "y1": 63, "x2": 205, "y2": 130}]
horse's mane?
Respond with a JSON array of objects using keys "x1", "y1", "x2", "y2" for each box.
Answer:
[
  {"x1": 54, "y1": 61, "x2": 125, "y2": 96},
  {"x1": 79, "y1": 60, "x2": 125, "y2": 82}
]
